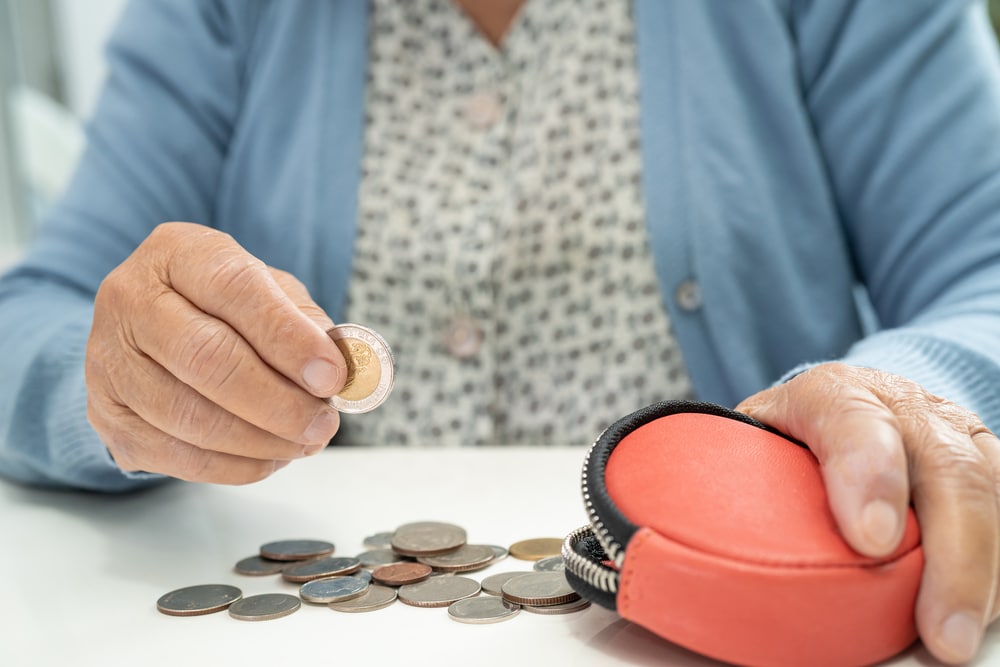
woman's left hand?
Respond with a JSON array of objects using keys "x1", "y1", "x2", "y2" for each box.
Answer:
[{"x1": 736, "y1": 362, "x2": 999, "y2": 665}]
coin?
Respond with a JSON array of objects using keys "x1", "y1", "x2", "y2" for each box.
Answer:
[
  {"x1": 533, "y1": 556, "x2": 566, "y2": 573},
  {"x1": 448, "y1": 596, "x2": 520, "y2": 624},
  {"x1": 326, "y1": 324, "x2": 395, "y2": 413},
  {"x1": 521, "y1": 598, "x2": 591, "y2": 615},
  {"x1": 417, "y1": 544, "x2": 495, "y2": 573},
  {"x1": 350, "y1": 569, "x2": 373, "y2": 585},
  {"x1": 501, "y1": 572, "x2": 580, "y2": 606},
  {"x1": 485, "y1": 544, "x2": 509, "y2": 562},
  {"x1": 363, "y1": 532, "x2": 395, "y2": 549},
  {"x1": 259, "y1": 539, "x2": 335, "y2": 561},
  {"x1": 398, "y1": 575, "x2": 481, "y2": 608},
  {"x1": 156, "y1": 584, "x2": 242, "y2": 617},
  {"x1": 357, "y1": 548, "x2": 404, "y2": 569},
  {"x1": 282, "y1": 556, "x2": 362, "y2": 582},
  {"x1": 391, "y1": 521, "x2": 466, "y2": 557},
  {"x1": 233, "y1": 555, "x2": 287, "y2": 576},
  {"x1": 329, "y1": 585, "x2": 398, "y2": 613},
  {"x1": 480, "y1": 571, "x2": 526, "y2": 597},
  {"x1": 372, "y1": 562, "x2": 433, "y2": 586},
  {"x1": 508, "y1": 538, "x2": 563, "y2": 561},
  {"x1": 228, "y1": 593, "x2": 301, "y2": 621},
  {"x1": 299, "y1": 576, "x2": 369, "y2": 604}
]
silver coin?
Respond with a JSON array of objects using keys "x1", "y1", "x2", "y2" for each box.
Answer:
[
  {"x1": 448, "y1": 596, "x2": 521, "y2": 624},
  {"x1": 417, "y1": 544, "x2": 495, "y2": 573},
  {"x1": 391, "y1": 521, "x2": 466, "y2": 557},
  {"x1": 156, "y1": 584, "x2": 242, "y2": 617},
  {"x1": 299, "y1": 576, "x2": 369, "y2": 604},
  {"x1": 350, "y1": 569, "x2": 373, "y2": 585},
  {"x1": 227, "y1": 593, "x2": 301, "y2": 621},
  {"x1": 329, "y1": 585, "x2": 398, "y2": 613},
  {"x1": 480, "y1": 571, "x2": 527, "y2": 597},
  {"x1": 326, "y1": 324, "x2": 395, "y2": 414},
  {"x1": 485, "y1": 544, "x2": 509, "y2": 562},
  {"x1": 282, "y1": 556, "x2": 362, "y2": 582},
  {"x1": 521, "y1": 598, "x2": 592, "y2": 615},
  {"x1": 357, "y1": 548, "x2": 403, "y2": 569},
  {"x1": 259, "y1": 539, "x2": 335, "y2": 561},
  {"x1": 233, "y1": 555, "x2": 287, "y2": 576},
  {"x1": 501, "y1": 572, "x2": 579, "y2": 606},
  {"x1": 363, "y1": 532, "x2": 395, "y2": 549},
  {"x1": 397, "y1": 575, "x2": 481, "y2": 608},
  {"x1": 533, "y1": 556, "x2": 566, "y2": 573}
]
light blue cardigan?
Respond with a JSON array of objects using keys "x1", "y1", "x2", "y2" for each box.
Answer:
[{"x1": 3, "y1": 0, "x2": 1000, "y2": 491}]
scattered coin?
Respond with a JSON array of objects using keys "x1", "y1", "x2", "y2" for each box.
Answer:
[
  {"x1": 521, "y1": 598, "x2": 591, "y2": 615},
  {"x1": 299, "y1": 576, "x2": 369, "y2": 604},
  {"x1": 326, "y1": 324, "x2": 395, "y2": 414},
  {"x1": 417, "y1": 544, "x2": 495, "y2": 573},
  {"x1": 391, "y1": 521, "x2": 467, "y2": 557},
  {"x1": 329, "y1": 585, "x2": 398, "y2": 613},
  {"x1": 259, "y1": 539, "x2": 335, "y2": 561},
  {"x1": 228, "y1": 593, "x2": 301, "y2": 621},
  {"x1": 398, "y1": 575, "x2": 482, "y2": 608},
  {"x1": 282, "y1": 556, "x2": 362, "y2": 583},
  {"x1": 357, "y1": 548, "x2": 404, "y2": 569},
  {"x1": 534, "y1": 556, "x2": 566, "y2": 573},
  {"x1": 350, "y1": 569, "x2": 373, "y2": 585},
  {"x1": 156, "y1": 584, "x2": 242, "y2": 617},
  {"x1": 363, "y1": 532, "x2": 395, "y2": 549},
  {"x1": 509, "y1": 538, "x2": 563, "y2": 561},
  {"x1": 448, "y1": 596, "x2": 521, "y2": 624},
  {"x1": 480, "y1": 571, "x2": 527, "y2": 597},
  {"x1": 372, "y1": 562, "x2": 433, "y2": 586},
  {"x1": 501, "y1": 572, "x2": 580, "y2": 607},
  {"x1": 233, "y1": 555, "x2": 287, "y2": 576},
  {"x1": 484, "y1": 544, "x2": 509, "y2": 562}
]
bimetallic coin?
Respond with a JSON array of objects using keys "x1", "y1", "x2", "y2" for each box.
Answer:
[
  {"x1": 372, "y1": 562, "x2": 432, "y2": 586},
  {"x1": 363, "y1": 532, "x2": 395, "y2": 549},
  {"x1": 391, "y1": 521, "x2": 466, "y2": 557},
  {"x1": 398, "y1": 576, "x2": 481, "y2": 608},
  {"x1": 417, "y1": 544, "x2": 495, "y2": 573},
  {"x1": 534, "y1": 556, "x2": 566, "y2": 573},
  {"x1": 480, "y1": 571, "x2": 527, "y2": 597},
  {"x1": 501, "y1": 572, "x2": 580, "y2": 607},
  {"x1": 448, "y1": 596, "x2": 520, "y2": 624},
  {"x1": 282, "y1": 556, "x2": 362, "y2": 583},
  {"x1": 521, "y1": 598, "x2": 592, "y2": 615},
  {"x1": 233, "y1": 555, "x2": 287, "y2": 576},
  {"x1": 299, "y1": 576, "x2": 369, "y2": 604},
  {"x1": 326, "y1": 324, "x2": 395, "y2": 414},
  {"x1": 228, "y1": 593, "x2": 300, "y2": 621},
  {"x1": 509, "y1": 538, "x2": 564, "y2": 561},
  {"x1": 357, "y1": 548, "x2": 403, "y2": 569},
  {"x1": 329, "y1": 585, "x2": 397, "y2": 613},
  {"x1": 156, "y1": 584, "x2": 242, "y2": 617},
  {"x1": 259, "y1": 539, "x2": 335, "y2": 561}
]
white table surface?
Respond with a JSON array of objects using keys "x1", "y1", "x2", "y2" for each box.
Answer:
[{"x1": 1, "y1": 445, "x2": 997, "y2": 667}]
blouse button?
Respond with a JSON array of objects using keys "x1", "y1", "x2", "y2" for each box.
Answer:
[
  {"x1": 675, "y1": 280, "x2": 702, "y2": 312},
  {"x1": 443, "y1": 316, "x2": 484, "y2": 359},
  {"x1": 464, "y1": 90, "x2": 503, "y2": 130}
]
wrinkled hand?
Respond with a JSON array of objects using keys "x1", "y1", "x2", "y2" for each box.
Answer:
[
  {"x1": 737, "y1": 363, "x2": 999, "y2": 665},
  {"x1": 86, "y1": 222, "x2": 346, "y2": 484}
]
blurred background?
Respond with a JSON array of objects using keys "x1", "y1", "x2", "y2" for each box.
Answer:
[{"x1": 0, "y1": 0, "x2": 999, "y2": 270}]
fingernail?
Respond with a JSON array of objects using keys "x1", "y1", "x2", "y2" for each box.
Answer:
[
  {"x1": 303, "y1": 411, "x2": 338, "y2": 445},
  {"x1": 302, "y1": 444, "x2": 325, "y2": 457},
  {"x1": 302, "y1": 359, "x2": 342, "y2": 395},
  {"x1": 938, "y1": 611, "x2": 982, "y2": 662},
  {"x1": 860, "y1": 499, "x2": 899, "y2": 552}
]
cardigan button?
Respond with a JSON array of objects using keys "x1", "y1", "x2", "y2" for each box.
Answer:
[
  {"x1": 464, "y1": 90, "x2": 503, "y2": 130},
  {"x1": 443, "y1": 316, "x2": 484, "y2": 359},
  {"x1": 675, "y1": 280, "x2": 702, "y2": 312}
]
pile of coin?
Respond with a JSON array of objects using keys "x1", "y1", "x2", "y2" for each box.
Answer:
[{"x1": 156, "y1": 521, "x2": 587, "y2": 624}]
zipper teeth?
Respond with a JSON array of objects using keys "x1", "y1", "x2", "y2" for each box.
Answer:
[
  {"x1": 562, "y1": 525, "x2": 619, "y2": 594},
  {"x1": 581, "y1": 430, "x2": 626, "y2": 569}
]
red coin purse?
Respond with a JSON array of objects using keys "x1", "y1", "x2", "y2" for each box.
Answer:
[{"x1": 563, "y1": 401, "x2": 923, "y2": 667}]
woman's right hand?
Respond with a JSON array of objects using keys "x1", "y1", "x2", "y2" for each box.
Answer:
[{"x1": 86, "y1": 222, "x2": 347, "y2": 484}]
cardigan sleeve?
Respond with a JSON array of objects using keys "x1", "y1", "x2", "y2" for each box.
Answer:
[
  {"x1": 0, "y1": 0, "x2": 251, "y2": 490},
  {"x1": 791, "y1": 0, "x2": 1000, "y2": 425}
]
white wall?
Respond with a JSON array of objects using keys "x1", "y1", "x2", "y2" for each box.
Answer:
[{"x1": 53, "y1": 0, "x2": 127, "y2": 119}]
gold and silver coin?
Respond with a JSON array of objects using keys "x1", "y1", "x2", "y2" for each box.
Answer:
[
  {"x1": 156, "y1": 584, "x2": 242, "y2": 617},
  {"x1": 259, "y1": 539, "x2": 335, "y2": 561},
  {"x1": 509, "y1": 538, "x2": 563, "y2": 561},
  {"x1": 417, "y1": 544, "x2": 495, "y2": 573},
  {"x1": 282, "y1": 556, "x2": 362, "y2": 583},
  {"x1": 501, "y1": 572, "x2": 580, "y2": 607},
  {"x1": 228, "y1": 593, "x2": 301, "y2": 621},
  {"x1": 397, "y1": 575, "x2": 481, "y2": 608},
  {"x1": 326, "y1": 324, "x2": 395, "y2": 414},
  {"x1": 299, "y1": 576, "x2": 369, "y2": 604},
  {"x1": 329, "y1": 585, "x2": 398, "y2": 613},
  {"x1": 447, "y1": 596, "x2": 521, "y2": 624},
  {"x1": 391, "y1": 521, "x2": 467, "y2": 557}
]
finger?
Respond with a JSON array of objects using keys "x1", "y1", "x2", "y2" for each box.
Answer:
[
  {"x1": 268, "y1": 267, "x2": 336, "y2": 333},
  {"x1": 89, "y1": 398, "x2": 288, "y2": 485},
  {"x1": 132, "y1": 289, "x2": 340, "y2": 446},
  {"x1": 153, "y1": 223, "x2": 345, "y2": 396},
  {"x1": 738, "y1": 373, "x2": 910, "y2": 557},
  {"x1": 909, "y1": 426, "x2": 997, "y2": 664},
  {"x1": 105, "y1": 344, "x2": 332, "y2": 459},
  {"x1": 969, "y1": 429, "x2": 1000, "y2": 623}
]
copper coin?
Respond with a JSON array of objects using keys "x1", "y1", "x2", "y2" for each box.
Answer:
[
  {"x1": 233, "y1": 555, "x2": 287, "y2": 576},
  {"x1": 521, "y1": 598, "x2": 591, "y2": 615},
  {"x1": 508, "y1": 538, "x2": 563, "y2": 561},
  {"x1": 299, "y1": 576, "x2": 369, "y2": 604},
  {"x1": 397, "y1": 575, "x2": 481, "y2": 608},
  {"x1": 228, "y1": 593, "x2": 300, "y2": 621},
  {"x1": 372, "y1": 562, "x2": 433, "y2": 586},
  {"x1": 282, "y1": 556, "x2": 362, "y2": 583},
  {"x1": 259, "y1": 539, "x2": 335, "y2": 561},
  {"x1": 448, "y1": 596, "x2": 520, "y2": 624},
  {"x1": 329, "y1": 585, "x2": 398, "y2": 613},
  {"x1": 417, "y1": 544, "x2": 495, "y2": 573},
  {"x1": 391, "y1": 521, "x2": 466, "y2": 557},
  {"x1": 326, "y1": 324, "x2": 395, "y2": 414},
  {"x1": 156, "y1": 584, "x2": 242, "y2": 617},
  {"x1": 480, "y1": 571, "x2": 527, "y2": 597},
  {"x1": 501, "y1": 572, "x2": 580, "y2": 606}
]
